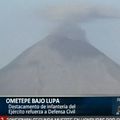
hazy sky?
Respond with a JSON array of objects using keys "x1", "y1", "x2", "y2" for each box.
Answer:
[{"x1": 0, "y1": 0, "x2": 120, "y2": 69}]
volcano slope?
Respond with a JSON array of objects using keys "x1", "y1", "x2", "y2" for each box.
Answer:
[{"x1": 0, "y1": 33, "x2": 120, "y2": 96}]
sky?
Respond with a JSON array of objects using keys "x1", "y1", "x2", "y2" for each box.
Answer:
[{"x1": 0, "y1": 0, "x2": 120, "y2": 69}]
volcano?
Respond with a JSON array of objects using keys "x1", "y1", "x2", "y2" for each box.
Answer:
[{"x1": 0, "y1": 33, "x2": 120, "y2": 96}]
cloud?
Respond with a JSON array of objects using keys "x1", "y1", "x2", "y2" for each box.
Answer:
[
  {"x1": 40, "y1": 4, "x2": 120, "y2": 40},
  {"x1": 43, "y1": 4, "x2": 120, "y2": 23}
]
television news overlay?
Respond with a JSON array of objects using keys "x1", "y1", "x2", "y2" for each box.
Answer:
[
  {"x1": 0, "y1": 97, "x2": 120, "y2": 119},
  {"x1": 1, "y1": 0, "x2": 120, "y2": 120}
]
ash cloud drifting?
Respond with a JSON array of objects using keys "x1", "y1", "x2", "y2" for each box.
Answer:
[
  {"x1": 41, "y1": 4, "x2": 120, "y2": 61},
  {"x1": 44, "y1": 4, "x2": 120, "y2": 23},
  {"x1": 42, "y1": 4, "x2": 120, "y2": 40}
]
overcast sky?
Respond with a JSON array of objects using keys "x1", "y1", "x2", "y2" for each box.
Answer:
[{"x1": 0, "y1": 0, "x2": 120, "y2": 69}]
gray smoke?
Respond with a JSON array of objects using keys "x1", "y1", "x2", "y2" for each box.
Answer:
[
  {"x1": 43, "y1": 4, "x2": 120, "y2": 40},
  {"x1": 43, "y1": 4, "x2": 120, "y2": 61},
  {"x1": 44, "y1": 4, "x2": 120, "y2": 22}
]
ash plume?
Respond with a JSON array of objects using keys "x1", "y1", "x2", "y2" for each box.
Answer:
[
  {"x1": 42, "y1": 4, "x2": 120, "y2": 40},
  {"x1": 43, "y1": 4, "x2": 120, "y2": 22}
]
